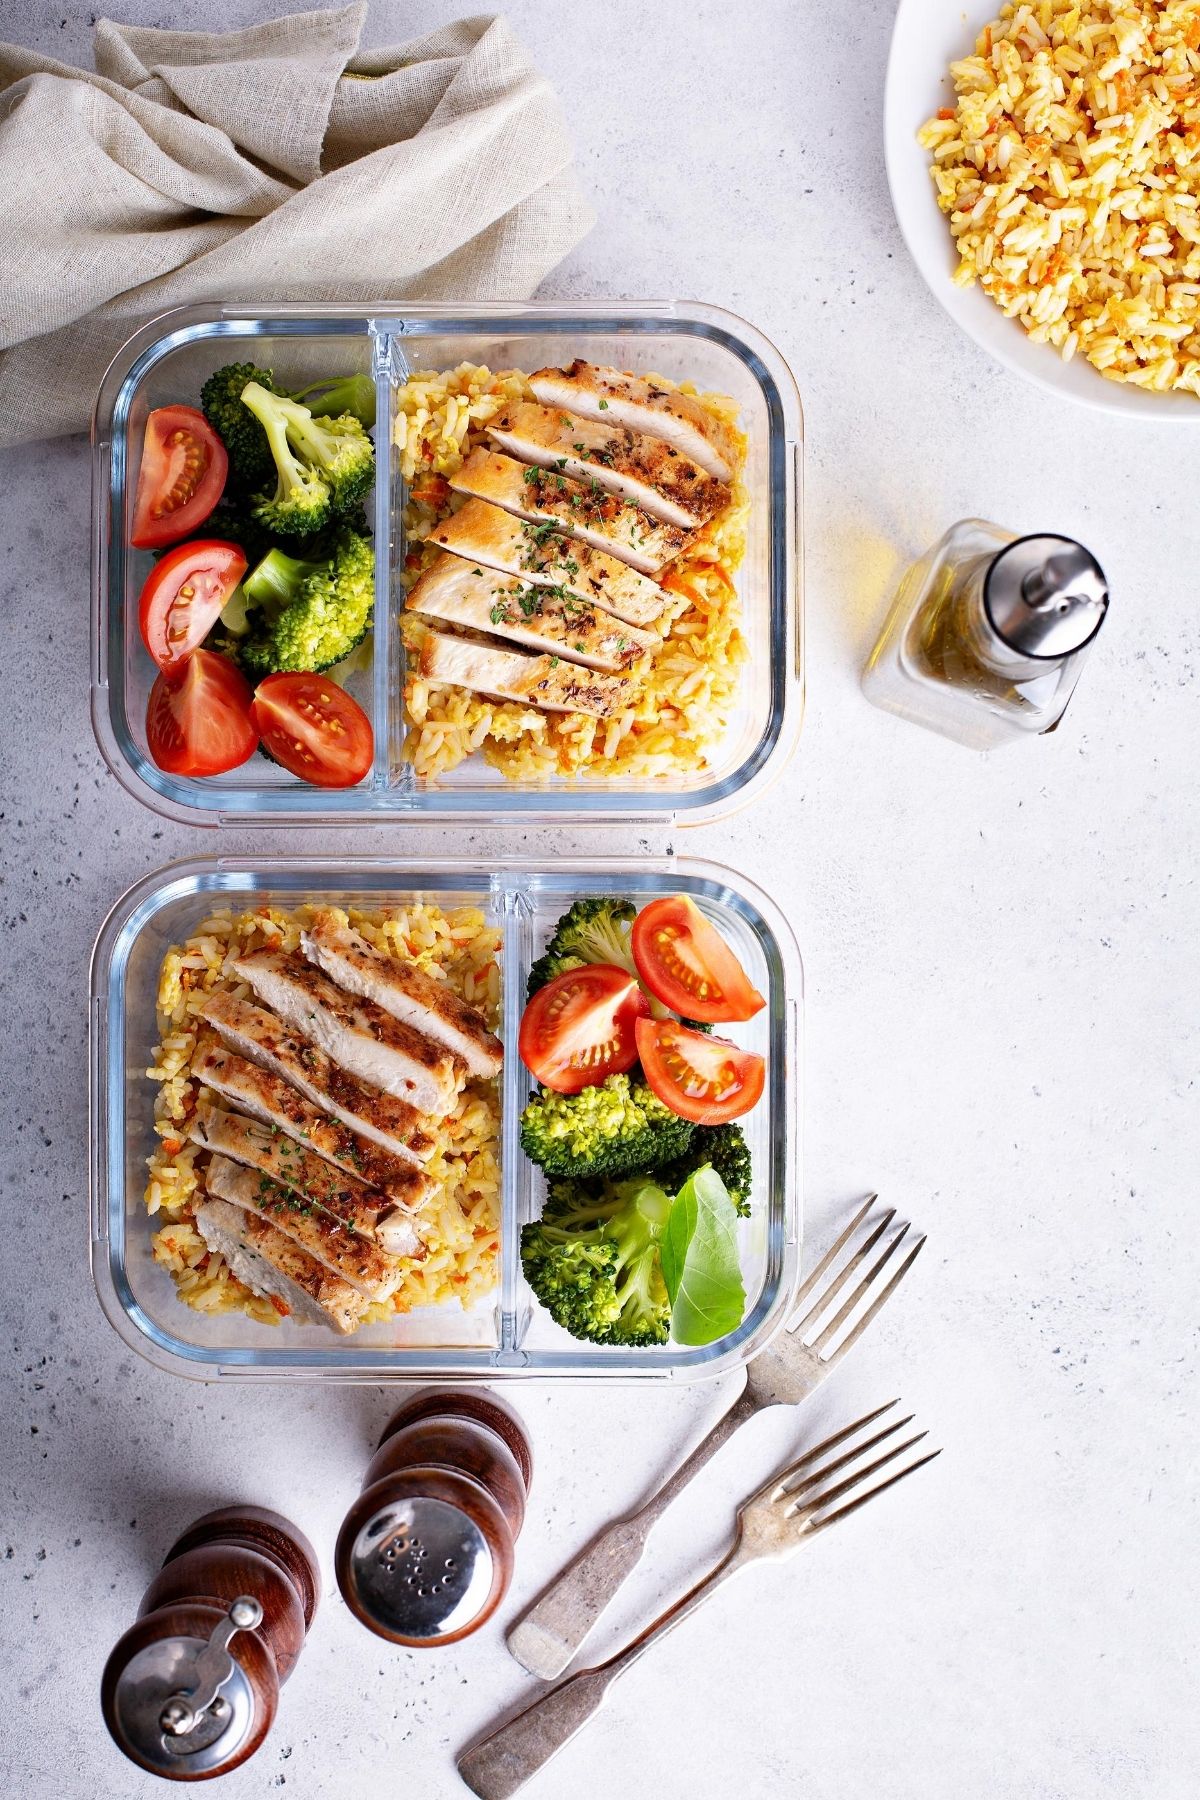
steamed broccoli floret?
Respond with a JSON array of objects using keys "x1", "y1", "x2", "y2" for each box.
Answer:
[
  {"x1": 204, "y1": 496, "x2": 279, "y2": 570},
  {"x1": 520, "y1": 1073, "x2": 694, "y2": 1180},
  {"x1": 290, "y1": 373, "x2": 376, "y2": 430},
  {"x1": 239, "y1": 525, "x2": 375, "y2": 676},
  {"x1": 527, "y1": 898, "x2": 638, "y2": 998},
  {"x1": 200, "y1": 363, "x2": 278, "y2": 492},
  {"x1": 659, "y1": 1124, "x2": 753, "y2": 1217},
  {"x1": 202, "y1": 365, "x2": 376, "y2": 487},
  {"x1": 525, "y1": 948, "x2": 586, "y2": 996},
  {"x1": 240, "y1": 382, "x2": 375, "y2": 538},
  {"x1": 520, "y1": 1174, "x2": 672, "y2": 1346}
]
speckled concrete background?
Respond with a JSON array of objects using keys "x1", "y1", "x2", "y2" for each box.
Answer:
[{"x1": 1, "y1": 1, "x2": 1196, "y2": 1796}]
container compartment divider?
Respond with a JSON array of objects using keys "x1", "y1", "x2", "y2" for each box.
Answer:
[{"x1": 495, "y1": 869, "x2": 535, "y2": 1362}]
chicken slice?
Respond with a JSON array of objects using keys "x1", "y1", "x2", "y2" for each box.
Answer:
[
  {"x1": 449, "y1": 449, "x2": 689, "y2": 576},
  {"x1": 189, "y1": 1104, "x2": 425, "y2": 1260},
  {"x1": 200, "y1": 991, "x2": 436, "y2": 1167},
  {"x1": 529, "y1": 361, "x2": 738, "y2": 482},
  {"x1": 234, "y1": 949, "x2": 464, "y2": 1114},
  {"x1": 486, "y1": 402, "x2": 730, "y2": 529},
  {"x1": 201, "y1": 1153, "x2": 405, "y2": 1301},
  {"x1": 191, "y1": 1032, "x2": 432, "y2": 1209},
  {"x1": 300, "y1": 910, "x2": 502, "y2": 1080},
  {"x1": 195, "y1": 1197, "x2": 372, "y2": 1336},
  {"x1": 406, "y1": 554, "x2": 656, "y2": 674},
  {"x1": 426, "y1": 498, "x2": 667, "y2": 628},
  {"x1": 417, "y1": 630, "x2": 630, "y2": 719}
]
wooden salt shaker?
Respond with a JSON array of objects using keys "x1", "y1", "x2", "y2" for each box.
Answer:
[
  {"x1": 335, "y1": 1390, "x2": 532, "y2": 1648},
  {"x1": 101, "y1": 1506, "x2": 319, "y2": 1780}
]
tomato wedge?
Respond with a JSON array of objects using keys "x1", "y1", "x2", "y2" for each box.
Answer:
[
  {"x1": 250, "y1": 673, "x2": 373, "y2": 789},
  {"x1": 635, "y1": 1018, "x2": 765, "y2": 1124},
  {"x1": 131, "y1": 406, "x2": 228, "y2": 549},
  {"x1": 139, "y1": 539, "x2": 247, "y2": 674},
  {"x1": 146, "y1": 649, "x2": 258, "y2": 777},
  {"x1": 632, "y1": 896, "x2": 765, "y2": 1023},
  {"x1": 519, "y1": 965, "x2": 651, "y2": 1094}
]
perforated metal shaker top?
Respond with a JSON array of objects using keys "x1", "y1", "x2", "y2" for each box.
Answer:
[
  {"x1": 348, "y1": 1496, "x2": 494, "y2": 1639},
  {"x1": 983, "y1": 535, "x2": 1108, "y2": 660}
]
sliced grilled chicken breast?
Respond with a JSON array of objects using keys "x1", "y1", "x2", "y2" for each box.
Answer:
[
  {"x1": 200, "y1": 991, "x2": 436, "y2": 1166},
  {"x1": 427, "y1": 498, "x2": 667, "y2": 628},
  {"x1": 529, "y1": 361, "x2": 738, "y2": 482},
  {"x1": 234, "y1": 949, "x2": 464, "y2": 1114},
  {"x1": 192, "y1": 1033, "x2": 432, "y2": 1208},
  {"x1": 418, "y1": 630, "x2": 629, "y2": 719},
  {"x1": 195, "y1": 1197, "x2": 372, "y2": 1336},
  {"x1": 407, "y1": 555, "x2": 655, "y2": 674},
  {"x1": 202, "y1": 1153, "x2": 405, "y2": 1301},
  {"x1": 300, "y1": 910, "x2": 502, "y2": 1080},
  {"x1": 189, "y1": 1104, "x2": 425, "y2": 1260},
  {"x1": 449, "y1": 449, "x2": 689, "y2": 576},
  {"x1": 486, "y1": 402, "x2": 730, "y2": 529}
]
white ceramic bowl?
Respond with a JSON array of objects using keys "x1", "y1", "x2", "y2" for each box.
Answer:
[{"x1": 885, "y1": 0, "x2": 1199, "y2": 421}]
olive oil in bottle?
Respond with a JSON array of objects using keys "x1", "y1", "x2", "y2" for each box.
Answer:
[{"x1": 862, "y1": 520, "x2": 1108, "y2": 750}]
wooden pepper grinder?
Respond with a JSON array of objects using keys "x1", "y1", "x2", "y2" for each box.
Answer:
[
  {"x1": 335, "y1": 1390, "x2": 532, "y2": 1648},
  {"x1": 101, "y1": 1506, "x2": 319, "y2": 1781}
]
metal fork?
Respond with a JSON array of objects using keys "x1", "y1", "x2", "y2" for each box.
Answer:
[
  {"x1": 507, "y1": 1194, "x2": 924, "y2": 1679},
  {"x1": 461, "y1": 1402, "x2": 940, "y2": 1800}
]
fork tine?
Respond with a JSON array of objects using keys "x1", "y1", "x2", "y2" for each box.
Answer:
[
  {"x1": 785, "y1": 1432, "x2": 929, "y2": 1521},
  {"x1": 788, "y1": 1205, "x2": 897, "y2": 1336},
  {"x1": 818, "y1": 1233, "x2": 927, "y2": 1367},
  {"x1": 805, "y1": 1448, "x2": 942, "y2": 1535},
  {"x1": 808, "y1": 1221, "x2": 911, "y2": 1354},
  {"x1": 748, "y1": 1399, "x2": 899, "y2": 1502},
  {"x1": 774, "y1": 1415, "x2": 915, "y2": 1499},
  {"x1": 785, "y1": 1195, "x2": 877, "y2": 1319}
]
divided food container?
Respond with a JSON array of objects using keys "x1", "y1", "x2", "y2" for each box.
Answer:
[
  {"x1": 91, "y1": 301, "x2": 803, "y2": 825},
  {"x1": 90, "y1": 856, "x2": 802, "y2": 1381}
]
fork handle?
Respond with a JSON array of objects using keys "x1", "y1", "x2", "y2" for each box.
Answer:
[
  {"x1": 505, "y1": 1382, "x2": 759, "y2": 1680},
  {"x1": 461, "y1": 1543, "x2": 750, "y2": 1800}
]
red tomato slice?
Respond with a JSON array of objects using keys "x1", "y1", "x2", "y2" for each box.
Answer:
[
  {"x1": 635, "y1": 1018, "x2": 765, "y2": 1124},
  {"x1": 632, "y1": 896, "x2": 765, "y2": 1023},
  {"x1": 131, "y1": 406, "x2": 228, "y2": 549},
  {"x1": 139, "y1": 539, "x2": 247, "y2": 674},
  {"x1": 519, "y1": 965, "x2": 651, "y2": 1094},
  {"x1": 146, "y1": 649, "x2": 258, "y2": 777},
  {"x1": 250, "y1": 673, "x2": 374, "y2": 789}
]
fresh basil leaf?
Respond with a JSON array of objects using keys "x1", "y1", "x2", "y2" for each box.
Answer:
[{"x1": 661, "y1": 1165, "x2": 746, "y2": 1347}]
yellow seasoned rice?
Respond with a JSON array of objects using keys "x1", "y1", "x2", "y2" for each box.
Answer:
[
  {"x1": 144, "y1": 903, "x2": 501, "y2": 1329},
  {"x1": 920, "y1": 0, "x2": 1200, "y2": 396},
  {"x1": 393, "y1": 364, "x2": 750, "y2": 781}
]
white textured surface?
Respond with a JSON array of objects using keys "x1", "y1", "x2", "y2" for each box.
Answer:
[{"x1": 1, "y1": 2, "x2": 1197, "y2": 1797}]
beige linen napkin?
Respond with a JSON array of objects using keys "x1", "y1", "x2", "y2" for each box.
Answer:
[{"x1": 0, "y1": 6, "x2": 593, "y2": 445}]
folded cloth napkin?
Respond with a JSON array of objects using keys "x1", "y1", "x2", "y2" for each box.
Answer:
[{"x1": 0, "y1": 6, "x2": 593, "y2": 445}]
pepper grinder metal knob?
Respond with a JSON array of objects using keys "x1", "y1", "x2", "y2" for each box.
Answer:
[{"x1": 101, "y1": 1507, "x2": 319, "y2": 1781}]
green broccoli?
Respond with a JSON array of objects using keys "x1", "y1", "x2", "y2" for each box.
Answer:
[
  {"x1": 204, "y1": 496, "x2": 279, "y2": 570},
  {"x1": 520, "y1": 1174, "x2": 672, "y2": 1346},
  {"x1": 519, "y1": 1073, "x2": 694, "y2": 1180},
  {"x1": 289, "y1": 373, "x2": 376, "y2": 430},
  {"x1": 202, "y1": 364, "x2": 376, "y2": 490},
  {"x1": 527, "y1": 898, "x2": 638, "y2": 999},
  {"x1": 241, "y1": 382, "x2": 375, "y2": 538},
  {"x1": 239, "y1": 524, "x2": 375, "y2": 676},
  {"x1": 200, "y1": 363, "x2": 278, "y2": 493},
  {"x1": 658, "y1": 1123, "x2": 753, "y2": 1217}
]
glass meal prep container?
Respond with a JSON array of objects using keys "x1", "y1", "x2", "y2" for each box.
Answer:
[
  {"x1": 90, "y1": 855, "x2": 802, "y2": 1381},
  {"x1": 91, "y1": 300, "x2": 803, "y2": 826}
]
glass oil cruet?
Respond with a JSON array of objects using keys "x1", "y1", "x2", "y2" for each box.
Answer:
[{"x1": 862, "y1": 521, "x2": 1109, "y2": 750}]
